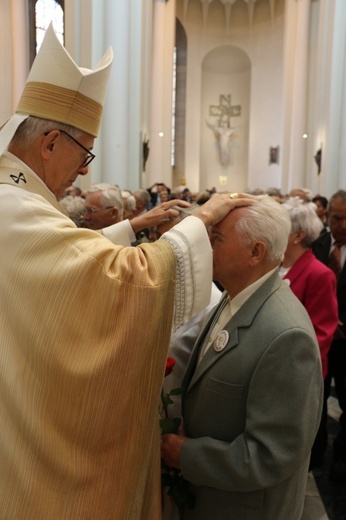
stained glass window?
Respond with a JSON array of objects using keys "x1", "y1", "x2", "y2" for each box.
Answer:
[
  {"x1": 35, "y1": 0, "x2": 64, "y2": 53},
  {"x1": 29, "y1": 0, "x2": 64, "y2": 64}
]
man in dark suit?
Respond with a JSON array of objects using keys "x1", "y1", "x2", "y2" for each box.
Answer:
[
  {"x1": 311, "y1": 189, "x2": 346, "y2": 482},
  {"x1": 161, "y1": 196, "x2": 323, "y2": 520}
]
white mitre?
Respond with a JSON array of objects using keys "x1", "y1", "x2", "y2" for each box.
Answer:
[{"x1": 0, "y1": 23, "x2": 113, "y2": 156}]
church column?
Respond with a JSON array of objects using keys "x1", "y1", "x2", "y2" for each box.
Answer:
[
  {"x1": 313, "y1": 0, "x2": 346, "y2": 196},
  {"x1": 281, "y1": 0, "x2": 310, "y2": 193},
  {"x1": 65, "y1": 0, "x2": 147, "y2": 191},
  {"x1": 146, "y1": 0, "x2": 176, "y2": 188},
  {"x1": 337, "y1": 2, "x2": 346, "y2": 191},
  {"x1": 0, "y1": 0, "x2": 28, "y2": 121},
  {"x1": 100, "y1": 0, "x2": 144, "y2": 190}
]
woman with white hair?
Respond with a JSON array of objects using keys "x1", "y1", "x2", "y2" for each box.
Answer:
[{"x1": 280, "y1": 197, "x2": 339, "y2": 469}]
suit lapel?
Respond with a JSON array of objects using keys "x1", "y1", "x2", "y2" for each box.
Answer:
[
  {"x1": 187, "y1": 326, "x2": 239, "y2": 389},
  {"x1": 311, "y1": 233, "x2": 332, "y2": 265},
  {"x1": 184, "y1": 272, "x2": 283, "y2": 392},
  {"x1": 312, "y1": 233, "x2": 346, "y2": 289},
  {"x1": 338, "y1": 259, "x2": 346, "y2": 287},
  {"x1": 182, "y1": 293, "x2": 229, "y2": 391},
  {"x1": 312, "y1": 232, "x2": 332, "y2": 266}
]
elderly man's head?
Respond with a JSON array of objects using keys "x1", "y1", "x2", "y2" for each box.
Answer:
[
  {"x1": 133, "y1": 189, "x2": 151, "y2": 214},
  {"x1": 209, "y1": 196, "x2": 291, "y2": 297},
  {"x1": 122, "y1": 191, "x2": 136, "y2": 220},
  {"x1": 328, "y1": 190, "x2": 346, "y2": 245},
  {"x1": 83, "y1": 183, "x2": 123, "y2": 230},
  {"x1": 8, "y1": 117, "x2": 95, "y2": 200}
]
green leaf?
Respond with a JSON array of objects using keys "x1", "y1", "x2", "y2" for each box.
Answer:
[
  {"x1": 160, "y1": 417, "x2": 181, "y2": 433},
  {"x1": 161, "y1": 393, "x2": 174, "y2": 406},
  {"x1": 170, "y1": 387, "x2": 183, "y2": 396}
]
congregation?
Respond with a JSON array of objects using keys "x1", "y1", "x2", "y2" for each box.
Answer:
[
  {"x1": 59, "y1": 184, "x2": 340, "y2": 267},
  {"x1": 59, "y1": 182, "x2": 328, "y2": 235}
]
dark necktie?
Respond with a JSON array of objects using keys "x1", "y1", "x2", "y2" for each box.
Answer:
[{"x1": 329, "y1": 242, "x2": 342, "y2": 280}]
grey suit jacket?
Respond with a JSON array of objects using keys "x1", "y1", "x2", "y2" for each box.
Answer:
[{"x1": 180, "y1": 272, "x2": 323, "y2": 520}]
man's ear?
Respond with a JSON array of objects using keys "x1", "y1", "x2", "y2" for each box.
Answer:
[
  {"x1": 249, "y1": 241, "x2": 266, "y2": 267},
  {"x1": 111, "y1": 208, "x2": 119, "y2": 221},
  {"x1": 41, "y1": 130, "x2": 59, "y2": 159}
]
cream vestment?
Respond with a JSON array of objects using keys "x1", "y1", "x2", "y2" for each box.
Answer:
[{"x1": 0, "y1": 154, "x2": 212, "y2": 519}]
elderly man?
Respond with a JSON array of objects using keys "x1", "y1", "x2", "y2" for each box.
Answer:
[
  {"x1": 122, "y1": 189, "x2": 136, "y2": 220},
  {"x1": 83, "y1": 183, "x2": 123, "y2": 230},
  {"x1": 0, "y1": 25, "x2": 255, "y2": 519},
  {"x1": 161, "y1": 196, "x2": 323, "y2": 520},
  {"x1": 312, "y1": 189, "x2": 346, "y2": 482},
  {"x1": 133, "y1": 187, "x2": 151, "y2": 216},
  {"x1": 61, "y1": 183, "x2": 174, "y2": 241}
]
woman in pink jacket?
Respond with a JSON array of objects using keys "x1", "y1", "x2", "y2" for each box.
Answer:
[{"x1": 280, "y1": 197, "x2": 338, "y2": 469}]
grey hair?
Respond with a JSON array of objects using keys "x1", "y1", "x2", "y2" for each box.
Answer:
[
  {"x1": 60, "y1": 195, "x2": 86, "y2": 226},
  {"x1": 235, "y1": 196, "x2": 291, "y2": 263},
  {"x1": 243, "y1": 187, "x2": 265, "y2": 196},
  {"x1": 9, "y1": 115, "x2": 84, "y2": 148},
  {"x1": 87, "y1": 183, "x2": 123, "y2": 219},
  {"x1": 134, "y1": 189, "x2": 151, "y2": 207},
  {"x1": 266, "y1": 187, "x2": 283, "y2": 198},
  {"x1": 289, "y1": 187, "x2": 313, "y2": 201},
  {"x1": 281, "y1": 197, "x2": 323, "y2": 246},
  {"x1": 329, "y1": 189, "x2": 346, "y2": 210},
  {"x1": 122, "y1": 192, "x2": 136, "y2": 213}
]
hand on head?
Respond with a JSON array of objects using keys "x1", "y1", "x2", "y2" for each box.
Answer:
[{"x1": 193, "y1": 192, "x2": 258, "y2": 227}]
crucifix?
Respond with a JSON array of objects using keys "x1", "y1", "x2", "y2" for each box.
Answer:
[
  {"x1": 207, "y1": 94, "x2": 241, "y2": 166},
  {"x1": 209, "y1": 94, "x2": 241, "y2": 128}
]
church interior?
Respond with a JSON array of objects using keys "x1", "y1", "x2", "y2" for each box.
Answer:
[
  {"x1": 1, "y1": 0, "x2": 346, "y2": 199},
  {"x1": 1, "y1": 0, "x2": 346, "y2": 518}
]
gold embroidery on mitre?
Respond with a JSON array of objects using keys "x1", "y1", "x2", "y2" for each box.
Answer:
[{"x1": 16, "y1": 82, "x2": 103, "y2": 137}]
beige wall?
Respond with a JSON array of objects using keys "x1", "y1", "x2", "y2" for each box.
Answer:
[
  {"x1": 200, "y1": 50, "x2": 251, "y2": 193},
  {"x1": 178, "y1": 0, "x2": 286, "y2": 194}
]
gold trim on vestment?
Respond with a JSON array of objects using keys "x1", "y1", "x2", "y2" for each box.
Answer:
[{"x1": 16, "y1": 82, "x2": 103, "y2": 137}]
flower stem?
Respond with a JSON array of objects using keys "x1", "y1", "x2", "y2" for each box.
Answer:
[{"x1": 161, "y1": 388, "x2": 169, "y2": 418}]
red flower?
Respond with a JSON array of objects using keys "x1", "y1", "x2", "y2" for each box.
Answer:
[{"x1": 165, "y1": 357, "x2": 176, "y2": 377}]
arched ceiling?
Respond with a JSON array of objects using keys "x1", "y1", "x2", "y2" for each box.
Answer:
[
  {"x1": 179, "y1": 0, "x2": 279, "y2": 30},
  {"x1": 203, "y1": 45, "x2": 251, "y2": 74}
]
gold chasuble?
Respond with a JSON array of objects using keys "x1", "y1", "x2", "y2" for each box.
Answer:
[{"x1": 0, "y1": 155, "x2": 212, "y2": 519}]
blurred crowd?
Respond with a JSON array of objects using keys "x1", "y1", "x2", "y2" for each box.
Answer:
[{"x1": 59, "y1": 182, "x2": 330, "y2": 238}]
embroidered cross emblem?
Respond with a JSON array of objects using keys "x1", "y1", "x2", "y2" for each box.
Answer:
[{"x1": 10, "y1": 172, "x2": 26, "y2": 184}]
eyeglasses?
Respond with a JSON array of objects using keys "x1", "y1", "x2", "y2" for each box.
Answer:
[
  {"x1": 84, "y1": 206, "x2": 114, "y2": 214},
  {"x1": 44, "y1": 130, "x2": 96, "y2": 167}
]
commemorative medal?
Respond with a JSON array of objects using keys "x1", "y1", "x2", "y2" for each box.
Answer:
[{"x1": 214, "y1": 330, "x2": 229, "y2": 352}]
